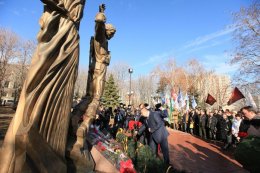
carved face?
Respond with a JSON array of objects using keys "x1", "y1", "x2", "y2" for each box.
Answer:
[
  {"x1": 105, "y1": 29, "x2": 115, "y2": 40},
  {"x1": 105, "y1": 23, "x2": 116, "y2": 40}
]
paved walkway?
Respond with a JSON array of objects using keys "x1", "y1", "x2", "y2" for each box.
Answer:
[
  {"x1": 0, "y1": 112, "x2": 14, "y2": 146},
  {"x1": 167, "y1": 129, "x2": 248, "y2": 173}
]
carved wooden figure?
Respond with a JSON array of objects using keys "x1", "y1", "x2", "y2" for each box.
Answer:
[{"x1": 0, "y1": 0, "x2": 85, "y2": 172}]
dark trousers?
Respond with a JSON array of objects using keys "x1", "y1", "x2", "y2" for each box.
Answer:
[
  {"x1": 199, "y1": 126, "x2": 207, "y2": 139},
  {"x1": 182, "y1": 122, "x2": 187, "y2": 132},
  {"x1": 150, "y1": 137, "x2": 170, "y2": 164},
  {"x1": 194, "y1": 124, "x2": 200, "y2": 136},
  {"x1": 138, "y1": 133, "x2": 149, "y2": 145},
  {"x1": 209, "y1": 129, "x2": 216, "y2": 140}
]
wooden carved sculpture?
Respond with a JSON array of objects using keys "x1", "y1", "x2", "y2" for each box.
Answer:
[
  {"x1": 72, "y1": 4, "x2": 116, "y2": 147},
  {"x1": 0, "y1": 0, "x2": 85, "y2": 172}
]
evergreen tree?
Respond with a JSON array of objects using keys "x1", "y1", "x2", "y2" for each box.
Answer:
[{"x1": 101, "y1": 74, "x2": 120, "y2": 108}]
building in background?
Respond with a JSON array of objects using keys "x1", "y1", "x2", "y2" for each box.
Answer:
[{"x1": 1, "y1": 64, "x2": 27, "y2": 106}]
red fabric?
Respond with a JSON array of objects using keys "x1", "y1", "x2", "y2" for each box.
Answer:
[
  {"x1": 158, "y1": 144, "x2": 161, "y2": 153},
  {"x1": 227, "y1": 87, "x2": 245, "y2": 105},
  {"x1": 128, "y1": 121, "x2": 142, "y2": 130},
  {"x1": 238, "y1": 132, "x2": 248, "y2": 138},
  {"x1": 205, "y1": 94, "x2": 217, "y2": 105},
  {"x1": 120, "y1": 159, "x2": 136, "y2": 173}
]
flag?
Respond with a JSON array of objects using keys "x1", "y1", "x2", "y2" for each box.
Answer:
[
  {"x1": 185, "y1": 93, "x2": 189, "y2": 111},
  {"x1": 177, "y1": 88, "x2": 182, "y2": 103},
  {"x1": 171, "y1": 98, "x2": 175, "y2": 110},
  {"x1": 181, "y1": 98, "x2": 186, "y2": 108},
  {"x1": 191, "y1": 96, "x2": 197, "y2": 109},
  {"x1": 227, "y1": 87, "x2": 245, "y2": 105},
  {"x1": 184, "y1": 93, "x2": 189, "y2": 101},
  {"x1": 171, "y1": 88, "x2": 178, "y2": 101},
  {"x1": 206, "y1": 94, "x2": 216, "y2": 106},
  {"x1": 165, "y1": 93, "x2": 171, "y2": 107},
  {"x1": 245, "y1": 89, "x2": 257, "y2": 108},
  {"x1": 177, "y1": 88, "x2": 185, "y2": 108},
  {"x1": 161, "y1": 97, "x2": 165, "y2": 105},
  {"x1": 168, "y1": 98, "x2": 174, "y2": 123},
  {"x1": 174, "y1": 95, "x2": 180, "y2": 110}
]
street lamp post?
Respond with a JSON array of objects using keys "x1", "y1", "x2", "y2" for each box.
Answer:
[{"x1": 128, "y1": 68, "x2": 133, "y2": 105}]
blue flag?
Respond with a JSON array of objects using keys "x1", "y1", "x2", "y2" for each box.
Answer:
[
  {"x1": 191, "y1": 96, "x2": 197, "y2": 109},
  {"x1": 161, "y1": 97, "x2": 166, "y2": 105},
  {"x1": 177, "y1": 88, "x2": 182, "y2": 104},
  {"x1": 185, "y1": 93, "x2": 189, "y2": 111}
]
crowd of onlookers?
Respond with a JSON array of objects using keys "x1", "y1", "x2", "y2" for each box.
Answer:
[
  {"x1": 170, "y1": 106, "x2": 260, "y2": 150},
  {"x1": 84, "y1": 102, "x2": 259, "y2": 151}
]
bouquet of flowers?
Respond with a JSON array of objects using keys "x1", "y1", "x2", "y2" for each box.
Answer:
[{"x1": 119, "y1": 159, "x2": 136, "y2": 173}]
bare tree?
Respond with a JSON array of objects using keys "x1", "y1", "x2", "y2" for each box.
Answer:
[
  {"x1": 153, "y1": 59, "x2": 185, "y2": 94},
  {"x1": 153, "y1": 58, "x2": 232, "y2": 109},
  {"x1": 231, "y1": 1, "x2": 260, "y2": 94},
  {"x1": 0, "y1": 27, "x2": 19, "y2": 98},
  {"x1": 13, "y1": 39, "x2": 36, "y2": 102},
  {"x1": 132, "y1": 74, "x2": 156, "y2": 106},
  {"x1": 107, "y1": 62, "x2": 130, "y2": 102},
  {"x1": 74, "y1": 68, "x2": 88, "y2": 98}
]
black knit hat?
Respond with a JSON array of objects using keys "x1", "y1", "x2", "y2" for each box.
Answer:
[{"x1": 155, "y1": 103, "x2": 162, "y2": 110}]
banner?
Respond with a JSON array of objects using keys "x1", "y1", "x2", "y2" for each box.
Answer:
[
  {"x1": 227, "y1": 87, "x2": 245, "y2": 105},
  {"x1": 206, "y1": 94, "x2": 216, "y2": 106}
]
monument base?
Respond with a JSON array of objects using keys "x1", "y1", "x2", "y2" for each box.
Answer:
[{"x1": 91, "y1": 146, "x2": 119, "y2": 173}]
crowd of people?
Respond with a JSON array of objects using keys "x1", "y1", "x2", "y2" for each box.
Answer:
[
  {"x1": 76, "y1": 102, "x2": 260, "y2": 166},
  {"x1": 85, "y1": 103, "x2": 170, "y2": 165},
  {"x1": 170, "y1": 106, "x2": 260, "y2": 150}
]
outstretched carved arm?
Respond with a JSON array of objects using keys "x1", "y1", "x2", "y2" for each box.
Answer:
[{"x1": 95, "y1": 4, "x2": 106, "y2": 41}]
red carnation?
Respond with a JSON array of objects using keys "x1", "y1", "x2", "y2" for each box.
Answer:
[
  {"x1": 120, "y1": 159, "x2": 136, "y2": 173},
  {"x1": 100, "y1": 145, "x2": 106, "y2": 151},
  {"x1": 128, "y1": 121, "x2": 135, "y2": 130},
  {"x1": 238, "y1": 132, "x2": 248, "y2": 138}
]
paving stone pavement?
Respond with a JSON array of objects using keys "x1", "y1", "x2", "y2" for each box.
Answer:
[{"x1": 167, "y1": 129, "x2": 248, "y2": 173}]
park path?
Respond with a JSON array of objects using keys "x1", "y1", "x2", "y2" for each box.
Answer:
[
  {"x1": 0, "y1": 107, "x2": 15, "y2": 146},
  {"x1": 167, "y1": 129, "x2": 248, "y2": 173}
]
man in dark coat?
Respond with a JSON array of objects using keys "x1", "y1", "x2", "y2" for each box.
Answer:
[
  {"x1": 221, "y1": 112, "x2": 232, "y2": 149},
  {"x1": 139, "y1": 103, "x2": 170, "y2": 165},
  {"x1": 207, "y1": 111, "x2": 218, "y2": 140},
  {"x1": 199, "y1": 110, "x2": 207, "y2": 139},
  {"x1": 194, "y1": 109, "x2": 200, "y2": 136},
  {"x1": 114, "y1": 108, "x2": 124, "y2": 128},
  {"x1": 137, "y1": 115, "x2": 150, "y2": 145},
  {"x1": 234, "y1": 106, "x2": 260, "y2": 173},
  {"x1": 241, "y1": 106, "x2": 260, "y2": 137},
  {"x1": 215, "y1": 110, "x2": 223, "y2": 140}
]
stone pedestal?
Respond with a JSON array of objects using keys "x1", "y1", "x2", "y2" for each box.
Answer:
[{"x1": 91, "y1": 146, "x2": 119, "y2": 173}]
